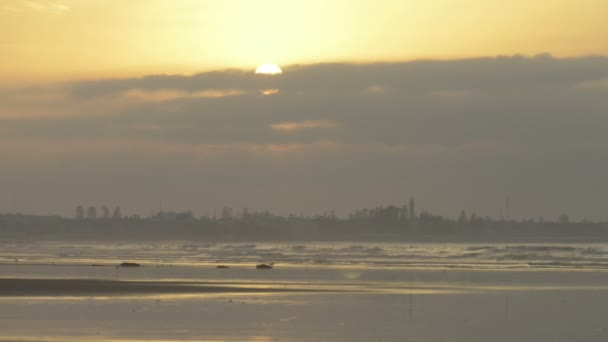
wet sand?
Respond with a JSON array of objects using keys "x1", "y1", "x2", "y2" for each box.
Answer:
[
  {"x1": 1, "y1": 286, "x2": 608, "y2": 342},
  {"x1": 0, "y1": 278, "x2": 329, "y2": 296}
]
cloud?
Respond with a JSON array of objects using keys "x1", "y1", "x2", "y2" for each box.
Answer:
[
  {"x1": 4, "y1": 55, "x2": 608, "y2": 147},
  {"x1": 66, "y1": 54, "x2": 608, "y2": 99},
  {"x1": 23, "y1": 1, "x2": 70, "y2": 14},
  {"x1": 123, "y1": 89, "x2": 245, "y2": 102},
  {"x1": 2, "y1": 55, "x2": 608, "y2": 218},
  {"x1": 271, "y1": 120, "x2": 336, "y2": 132},
  {"x1": 366, "y1": 85, "x2": 388, "y2": 94},
  {"x1": 2, "y1": 54, "x2": 608, "y2": 149},
  {"x1": 575, "y1": 78, "x2": 608, "y2": 91},
  {"x1": 259, "y1": 89, "x2": 280, "y2": 95}
]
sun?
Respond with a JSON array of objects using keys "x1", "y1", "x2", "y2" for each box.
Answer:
[{"x1": 255, "y1": 63, "x2": 282, "y2": 75}]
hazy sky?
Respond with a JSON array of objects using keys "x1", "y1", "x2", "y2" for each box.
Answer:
[
  {"x1": 1, "y1": 1, "x2": 608, "y2": 220},
  {"x1": 2, "y1": 0, "x2": 608, "y2": 82}
]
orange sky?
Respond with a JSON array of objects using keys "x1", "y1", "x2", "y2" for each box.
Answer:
[
  {"x1": 1, "y1": 0, "x2": 607, "y2": 83},
  {"x1": 2, "y1": 1, "x2": 608, "y2": 218}
]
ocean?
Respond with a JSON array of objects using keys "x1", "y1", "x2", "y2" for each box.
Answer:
[{"x1": 1, "y1": 241, "x2": 608, "y2": 341}]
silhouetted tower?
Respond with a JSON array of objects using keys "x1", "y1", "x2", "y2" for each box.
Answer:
[
  {"x1": 409, "y1": 197, "x2": 416, "y2": 220},
  {"x1": 75, "y1": 205, "x2": 85, "y2": 220},
  {"x1": 101, "y1": 205, "x2": 110, "y2": 219},
  {"x1": 112, "y1": 206, "x2": 122, "y2": 219},
  {"x1": 458, "y1": 210, "x2": 467, "y2": 223},
  {"x1": 506, "y1": 196, "x2": 511, "y2": 221}
]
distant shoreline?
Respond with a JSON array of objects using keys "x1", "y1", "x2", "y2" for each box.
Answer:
[
  {"x1": 1, "y1": 233, "x2": 607, "y2": 244},
  {"x1": 3, "y1": 213, "x2": 608, "y2": 244}
]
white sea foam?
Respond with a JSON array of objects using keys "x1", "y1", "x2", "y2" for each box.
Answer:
[{"x1": 2, "y1": 241, "x2": 608, "y2": 270}]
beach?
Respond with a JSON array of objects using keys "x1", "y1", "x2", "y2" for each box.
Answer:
[{"x1": 2, "y1": 241, "x2": 608, "y2": 341}]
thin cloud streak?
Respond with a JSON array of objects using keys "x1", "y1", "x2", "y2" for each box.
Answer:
[
  {"x1": 123, "y1": 89, "x2": 246, "y2": 102},
  {"x1": 23, "y1": 1, "x2": 70, "y2": 14},
  {"x1": 271, "y1": 120, "x2": 336, "y2": 132}
]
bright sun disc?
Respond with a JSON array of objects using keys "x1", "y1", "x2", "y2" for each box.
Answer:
[{"x1": 255, "y1": 63, "x2": 282, "y2": 75}]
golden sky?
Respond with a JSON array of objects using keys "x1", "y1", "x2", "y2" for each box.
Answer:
[
  {"x1": 2, "y1": 1, "x2": 608, "y2": 218},
  {"x1": 1, "y1": 0, "x2": 607, "y2": 83}
]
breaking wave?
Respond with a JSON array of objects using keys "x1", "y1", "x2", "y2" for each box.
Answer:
[{"x1": 2, "y1": 241, "x2": 608, "y2": 270}]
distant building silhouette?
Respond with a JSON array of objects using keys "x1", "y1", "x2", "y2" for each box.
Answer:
[
  {"x1": 86, "y1": 206, "x2": 97, "y2": 220},
  {"x1": 458, "y1": 210, "x2": 467, "y2": 223},
  {"x1": 155, "y1": 211, "x2": 193, "y2": 220},
  {"x1": 75, "y1": 205, "x2": 85, "y2": 220},
  {"x1": 112, "y1": 206, "x2": 122, "y2": 219},
  {"x1": 221, "y1": 207, "x2": 233, "y2": 220},
  {"x1": 399, "y1": 205, "x2": 408, "y2": 222},
  {"x1": 469, "y1": 212, "x2": 478, "y2": 223},
  {"x1": 101, "y1": 206, "x2": 110, "y2": 219},
  {"x1": 409, "y1": 197, "x2": 416, "y2": 220}
]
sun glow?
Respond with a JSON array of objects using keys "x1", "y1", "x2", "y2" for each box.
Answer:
[
  {"x1": 259, "y1": 89, "x2": 280, "y2": 95},
  {"x1": 255, "y1": 64, "x2": 283, "y2": 75}
]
